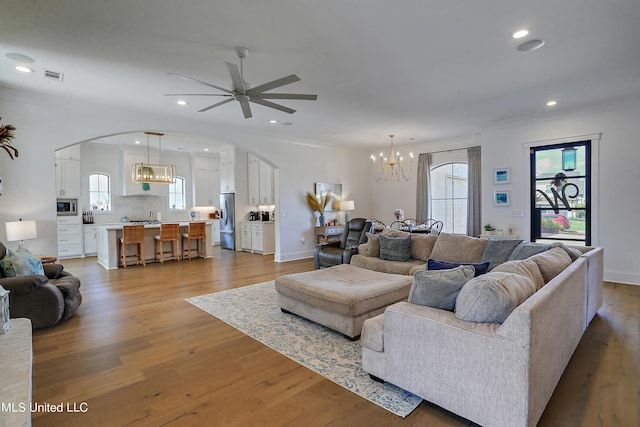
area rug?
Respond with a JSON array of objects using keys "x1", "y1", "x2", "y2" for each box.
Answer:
[{"x1": 186, "y1": 281, "x2": 422, "y2": 417}]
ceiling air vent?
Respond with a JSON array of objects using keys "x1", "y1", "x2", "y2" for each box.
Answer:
[{"x1": 43, "y1": 69, "x2": 64, "y2": 83}]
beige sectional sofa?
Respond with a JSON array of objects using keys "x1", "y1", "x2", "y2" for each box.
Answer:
[{"x1": 360, "y1": 241, "x2": 604, "y2": 427}]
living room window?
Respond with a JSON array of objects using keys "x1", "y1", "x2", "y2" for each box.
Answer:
[
  {"x1": 430, "y1": 162, "x2": 468, "y2": 234},
  {"x1": 530, "y1": 140, "x2": 591, "y2": 245},
  {"x1": 88, "y1": 173, "x2": 111, "y2": 211},
  {"x1": 169, "y1": 176, "x2": 185, "y2": 210}
]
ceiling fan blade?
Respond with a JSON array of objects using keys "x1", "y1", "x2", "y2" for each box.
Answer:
[
  {"x1": 164, "y1": 93, "x2": 233, "y2": 97},
  {"x1": 167, "y1": 73, "x2": 233, "y2": 94},
  {"x1": 250, "y1": 98, "x2": 296, "y2": 114},
  {"x1": 258, "y1": 93, "x2": 317, "y2": 100},
  {"x1": 235, "y1": 95, "x2": 252, "y2": 118},
  {"x1": 225, "y1": 62, "x2": 246, "y2": 94},
  {"x1": 247, "y1": 74, "x2": 301, "y2": 95},
  {"x1": 198, "y1": 98, "x2": 234, "y2": 112}
]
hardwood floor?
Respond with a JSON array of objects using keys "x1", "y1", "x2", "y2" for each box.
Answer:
[{"x1": 30, "y1": 248, "x2": 638, "y2": 426}]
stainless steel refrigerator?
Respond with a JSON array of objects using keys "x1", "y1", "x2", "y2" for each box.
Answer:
[{"x1": 220, "y1": 193, "x2": 235, "y2": 250}]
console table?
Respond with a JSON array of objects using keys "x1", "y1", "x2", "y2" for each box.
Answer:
[
  {"x1": 0, "y1": 318, "x2": 32, "y2": 427},
  {"x1": 315, "y1": 225, "x2": 345, "y2": 244}
]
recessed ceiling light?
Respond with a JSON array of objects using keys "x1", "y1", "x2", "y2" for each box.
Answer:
[
  {"x1": 15, "y1": 66, "x2": 34, "y2": 73},
  {"x1": 204, "y1": 148, "x2": 209, "y2": 152},
  {"x1": 517, "y1": 39, "x2": 545, "y2": 52},
  {"x1": 512, "y1": 29, "x2": 530, "y2": 39},
  {"x1": 177, "y1": 100, "x2": 188, "y2": 106},
  {"x1": 546, "y1": 100, "x2": 557, "y2": 107},
  {"x1": 269, "y1": 120, "x2": 278, "y2": 124},
  {"x1": 134, "y1": 140, "x2": 141, "y2": 144}
]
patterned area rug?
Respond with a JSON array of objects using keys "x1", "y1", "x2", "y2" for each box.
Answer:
[{"x1": 186, "y1": 281, "x2": 422, "y2": 417}]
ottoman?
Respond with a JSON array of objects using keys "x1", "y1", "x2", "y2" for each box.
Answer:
[{"x1": 275, "y1": 264, "x2": 414, "y2": 339}]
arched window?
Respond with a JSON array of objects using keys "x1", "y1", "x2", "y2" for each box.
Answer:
[
  {"x1": 89, "y1": 173, "x2": 111, "y2": 211},
  {"x1": 430, "y1": 162, "x2": 468, "y2": 234},
  {"x1": 169, "y1": 176, "x2": 185, "y2": 210}
]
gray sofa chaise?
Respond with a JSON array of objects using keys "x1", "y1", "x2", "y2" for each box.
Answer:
[{"x1": 361, "y1": 242, "x2": 604, "y2": 427}]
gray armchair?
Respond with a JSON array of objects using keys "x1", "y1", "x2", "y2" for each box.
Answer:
[
  {"x1": 0, "y1": 242, "x2": 82, "y2": 329},
  {"x1": 314, "y1": 218, "x2": 372, "y2": 269}
]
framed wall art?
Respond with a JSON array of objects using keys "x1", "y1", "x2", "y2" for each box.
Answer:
[
  {"x1": 493, "y1": 190, "x2": 511, "y2": 207},
  {"x1": 493, "y1": 168, "x2": 511, "y2": 185}
]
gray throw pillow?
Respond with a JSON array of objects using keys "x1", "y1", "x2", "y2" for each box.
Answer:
[
  {"x1": 481, "y1": 239, "x2": 523, "y2": 270},
  {"x1": 508, "y1": 242, "x2": 550, "y2": 261},
  {"x1": 379, "y1": 233, "x2": 412, "y2": 262},
  {"x1": 409, "y1": 265, "x2": 476, "y2": 311},
  {"x1": 455, "y1": 272, "x2": 536, "y2": 323}
]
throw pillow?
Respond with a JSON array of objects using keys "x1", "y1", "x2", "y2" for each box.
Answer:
[
  {"x1": 379, "y1": 233, "x2": 412, "y2": 262},
  {"x1": 549, "y1": 242, "x2": 583, "y2": 261},
  {"x1": 455, "y1": 271, "x2": 537, "y2": 323},
  {"x1": 427, "y1": 258, "x2": 490, "y2": 277},
  {"x1": 528, "y1": 247, "x2": 572, "y2": 283},
  {"x1": 430, "y1": 233, "x2": 488, "y2": 264},
  {"x1": 492, "y1": 258, "x2": 545, "y2": 290},
  {"x1": 409, "y1": 265, "x2": 476, "y2": 311},
  {"x1": 364, "y1": 232, "x2": 380, "y2": 257},
  {"x1": 409, "y1": 234, "x2": 438, "y2": 261},
  {"x1": 480, "y1": 239, "x2": 523, "y2": 270},
  {"x1": 508, "y1": 242, "x2": 550, "y2": 260},
  {"x1": 1, "y1": 248, "x2": 45, "y2": 277}
]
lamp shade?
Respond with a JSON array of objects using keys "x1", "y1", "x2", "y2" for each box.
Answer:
[
  {"x1": 340, "y1": 200, "x2": 355, "y2": 211},
  {"x1": 5, "y1": 220, "x2": 37, "y2": 242}
]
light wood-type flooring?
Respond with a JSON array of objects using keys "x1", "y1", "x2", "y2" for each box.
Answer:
[{"x1": 30, "y1": 247, "x2": 638, "y2": 426}]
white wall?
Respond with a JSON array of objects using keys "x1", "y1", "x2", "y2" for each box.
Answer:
[
  {"x1": 0, "y1": 89, "x2": 368, "y2": 263},
  {"x1": 368, "y1": 98, "x2": 640, "y2": 285}
]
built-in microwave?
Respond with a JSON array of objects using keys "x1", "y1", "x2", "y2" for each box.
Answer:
[{"x1": 56, "y1": 198, "x2": 78, "y2": 216}]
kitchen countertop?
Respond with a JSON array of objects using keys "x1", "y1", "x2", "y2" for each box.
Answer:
[{"x1": 97, "y1": 220, "x2": 214, "y2": 230}]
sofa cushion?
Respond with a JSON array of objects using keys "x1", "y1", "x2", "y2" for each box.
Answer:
[
  {"x1": 455, "y1": 271, "x2": 537, "y2": 323},
  {"x1": 379, "y1": 234, "x2": 412, "y2": 262},
  {"x1": 350, "y1": 254, "x2": 426, "y2": 275},
  {"x1": 528, "y1": 246, "x2": 572, "y2": 283},
  {"x1": 364, "y1": 232, "x2": 380, "y2": 257},
  {"x1": 381, "y1": 228, "x2": 437, "y2": 261},
  {"x1": 508, "y1": 242, "x2": 550, "y2": 260},
  {"x1": 430, "y1": 233, "x2": 488, "y2": 264},
  {"x1": 491, "y1": 258, "x2": 545, "y2": 290},
  {"x1": 0, "y1": 248, "x2": 44, "y2": 277},
  {"x1": 409, "y1": 265, "x2": 476, "y2": 311},
  {"x1": 427, "y1": 258, "x2": 490, "y2": 277},
  {"x1": 480, "y1": 239, "x2": 523, "y2": 270}
]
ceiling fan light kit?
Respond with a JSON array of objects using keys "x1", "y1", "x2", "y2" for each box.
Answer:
[
  {"x1": 165, "y1": 47, "x2": 317, "y2": 119},
  {"x1": 370, "y1": 134, "x2": 414, "y2": 183}
]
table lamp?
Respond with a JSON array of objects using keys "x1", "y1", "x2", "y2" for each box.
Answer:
[
  {"x1": 341, "y1": 200, "x2": 355, "y2": 223},
  {"x1": 5, "y1": 219, "x2": 37, "y2": 251}
]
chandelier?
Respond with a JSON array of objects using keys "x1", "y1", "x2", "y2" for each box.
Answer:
[
  {"x1": 370, "y1": 134, "x2": 414, "y2": 182},
  {"x1": 131, "y1": 131, "x2": 176, "y2": 184}
]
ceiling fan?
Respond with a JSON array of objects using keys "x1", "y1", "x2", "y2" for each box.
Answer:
[{"x1": 165, "y1": 47, "x2": 317, "y2": 119}]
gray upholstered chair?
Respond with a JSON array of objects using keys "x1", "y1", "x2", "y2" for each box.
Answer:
[
  {"x1": 314, "y1": 218, "x2": 372, "y2": 269},
  {"x1": 0, "y1": 242, "x2": 82, "y2": 329}
]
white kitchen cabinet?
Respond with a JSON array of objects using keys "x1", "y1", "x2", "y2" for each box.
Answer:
[
  {"x1": 194, "y1": 156, "x2": 220, "y2": 206},
  {"x1": 212, "y1": 219, "x2": 221, "y2": 245},
  {"x1": 220, "y1": 149, "x2": 235, "y2": 193},
  {"x1": 55, "y1": 158, "x2": 81, "y2": 197},
  {"x1": 83, "y1": 225, "x2": 98, "y2": 256},
  {"x1": 57, "y1": 216, "x2": 83, "y2": 258},
  {"x1": 240, "y1": 222, "x2": 252, "y2": 252},
  {"x1": 251, "y1": 222, "x2": 275, "y2": 255},
  {"x1": 247, "y1": 153, "x2": 274, "y2": 205}
]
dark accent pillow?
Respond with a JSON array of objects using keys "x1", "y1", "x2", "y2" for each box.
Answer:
[
  {"x1": 409, "y1": 265, "x2": 476, "y2": 311},
  {"x1": 480, "y1": 239, "x2": 523, "y2": 270},
  {"x1": 379, "y1": 233, "x2": 412, "y2": 262},
  {"x1": 508, "y1": 242, "x2": 551, "y2": 261},
  {"x1": 427, "y1": 258, "x2": 490, "y2": 277}
]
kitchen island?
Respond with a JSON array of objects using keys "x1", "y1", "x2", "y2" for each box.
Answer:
[{"x1": 96, "y1": 221, "x2": 214, "y2": 269}]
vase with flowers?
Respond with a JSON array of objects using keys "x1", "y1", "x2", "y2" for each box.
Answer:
[{"x1": 306, "y1": 192, "x2": 333, "y2": 226}]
